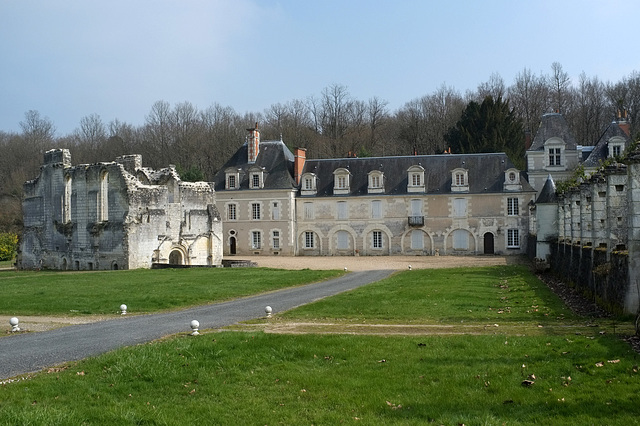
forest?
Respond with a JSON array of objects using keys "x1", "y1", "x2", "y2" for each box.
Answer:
[{"x1": 1, "y1": 62, "x2": 640, "y2": 233}]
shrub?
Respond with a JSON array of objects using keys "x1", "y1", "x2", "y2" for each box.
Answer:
[{"x1": 0, "y1": 232, "x2": 18, "y2": 261}]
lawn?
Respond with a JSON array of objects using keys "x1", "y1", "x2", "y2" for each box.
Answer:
[
  {"x1": 1, "y1": 265, "x2": 639, "y2": 425},
  {"x1": 0, "y1": 268, "x2": 343, "y2": 316}
]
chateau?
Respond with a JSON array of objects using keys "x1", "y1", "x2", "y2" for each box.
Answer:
[{"x1": 18, "y1": 113, "x2": 640, "y2": 316}]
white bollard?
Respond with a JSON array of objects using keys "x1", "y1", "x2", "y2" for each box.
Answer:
[
  {"x1": 190, "y1": 320, "x2": 200, "y2": 336},
  {"x1": 120, "y1": 304, "x2": 127, "y2": 315},
  {"x1": 9, "y1": 317, "x2": 20, "y2": 332},
  {"x1": 265, "y1": 306, "x2": 273, "y2": 318},
  {"x1": 408, "y1": 265, "x2": 412, "y2": 270}
]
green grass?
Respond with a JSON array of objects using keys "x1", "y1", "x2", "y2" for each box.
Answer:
[
  {"x1": 280, "y1": 265, "x2": 578, "y2": 325},
  {"x1": 1, "y1": 332, "x2": 639, "y2": 425},
  {"x1": 0, "y1": 268, "x2": 343, "y2": 316},
  {"x1": 0, "y1": 259, "x2": 14, "y2": 268},
  {"x1": 1, "y1": 265, "x2": 639, "y2": 425}
]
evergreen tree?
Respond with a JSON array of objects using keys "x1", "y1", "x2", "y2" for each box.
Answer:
[{"x1": 444, "y1": 96, "x2": 526, "y2": 169}]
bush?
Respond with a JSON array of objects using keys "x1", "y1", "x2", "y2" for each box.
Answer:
[{"x1": 0, "y1": 232, "x2": 18, "y2": 261}]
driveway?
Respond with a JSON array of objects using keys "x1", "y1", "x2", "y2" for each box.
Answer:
[{"x1": 0, "y1": 269, "x2": 393, "y2": 380}]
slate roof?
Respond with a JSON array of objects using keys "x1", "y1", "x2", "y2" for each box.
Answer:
[
  {"x1": 536, "y1": 175, "x2": 558, "y2": 204},
  {"x1": 300, "y1": 152, "x2": 535, "y2": 197},
  {"x1": 529, "y1": 113, "x2": 579, "y2": 151},
  {"x1": 213, "y1": 140, "x2": 296, "y2": 191},
  {"x1": 583, "y1": 121, "x2": 631, "y2": 167}
]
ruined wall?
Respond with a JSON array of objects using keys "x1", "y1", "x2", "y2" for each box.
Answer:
[
  {"x1": 543, "y1": 161, "x2": 637, "y2": 315},
  {"x1": 19, "y1": 150, "x2": 223, "y2": 270}
]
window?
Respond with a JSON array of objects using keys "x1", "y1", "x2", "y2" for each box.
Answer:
[
  {"x1": 337, "y1": 230, "x2": 349, "y2": 249},
  {"x1": 372, "y1": 231, "x2": 383, "y2": 249},
  {"x1": 548, "y1": 148, "x2": 561, "y2": 166},
  {"x1": 272, "y1": 202, "x2": 280, "y2": 220},
  {"x1": 368, "y1": 171, "x2": 385, "y2": 194},
  {"x1": 507, "y1": 229, "x2": 520, "y2": 248},
  {"x1": 252, "y1": 231, "x2": 262, "y2": 249},
  {"x1": 272, "y1": 231, "x2": 280, "y2": 249},
  {"x1": 508, "y1": 171, "x2": 517, "y2": 182},
  {"x1": 252, "y1": 203, "x2": 261, "y2": 220},
  {"x1": 304, "y1": 177, "x2": 313, "y2": 190},
  {"x1": 410, "y1": 199, "x2": 422, "y2": 216},
  {"x1": 612, "y1": 145, "x2": 622, "y2": 157},
  {"x1": 304, "y1": 202, "x2": 314, "y2": 220},
  {"x1": 411, "y1": 230, "x2": 424, "y2": 249},
  {"x1": 451, "y1": 168, "x2": 469, "y2": 192},
  {"x1": 453, "y1": 198, "x2": 467, "y2": 217},
  {"x1": 333, "y1": 168, "x2": 351, "y2": 194},
  {"x1": 407, "y1": 165, "x2": 425, "y2": 193},
  {"x1": 453, "y1": 230, "x2": 468, "y2": 250},
  {"x1": 371, "y1": 200, "x2": 382, "y2": 219},
  {"x1": 305, "y1": 231, "x2": 315, "y2": 249},
  {"x1": 252, "y1": 174, "x2": 260, "y2": 188},
  {"x1": 337, "y1": 176, "x2": 347, "y2": 189},
  {"x1": 507, "y1": 198, "x2": 519, "y2": 216},
  {"x1": 227, "y1": 174, "x2": 236, "y2": 189},
  {"x1": 99, "y1": 171, "x2": 108, "y2": 222},
  {"x1": 64, "y1": 175, "x2": 72, "y2": 223},
  {"x1": 228, "y1": 203, "x2": 237, "y2": 221},
  {"x1": 337, "y1": 201, "x2": 348, "y2": 220}
]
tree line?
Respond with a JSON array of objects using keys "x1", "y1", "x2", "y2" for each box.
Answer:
[{"x1": 1, "y1": 62, "x2": 639, "y2": 233}]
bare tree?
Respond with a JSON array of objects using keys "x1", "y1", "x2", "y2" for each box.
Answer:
[
  {"x1": 568, "y1": 73, "x2": 608, "y2": 145},
  {"x1": 508, "y1": 68, "x2": 550, "y2": 137},
  {"x1": 476, "y1": 72, "x2": 506, "y2": 101},
  {"x1": 19, "y1": 110, "x2": 56, "y2": 154},
  {"x1": 549, "y1": 62, "x2": 572, "y2": 113}
]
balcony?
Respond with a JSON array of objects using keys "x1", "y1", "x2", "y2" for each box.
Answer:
[{"x1": 408, "y1": 215, "x2": 424, "y2": 226}]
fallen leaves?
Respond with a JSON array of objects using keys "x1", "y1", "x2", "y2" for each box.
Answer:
[{"x1": 386, "y1": 400, "x2": 402, "y2": 410}]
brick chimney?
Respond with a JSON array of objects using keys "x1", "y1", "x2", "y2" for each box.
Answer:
[
  {"x1": 247, "y1": 122, "x2": 260, "y2": 163},
  {"x1": 617, "y1": 109, "x2": 631, "y2": 136},
  {"x1": 294, "y1": 147, "x2": 307, "y2": 185}
]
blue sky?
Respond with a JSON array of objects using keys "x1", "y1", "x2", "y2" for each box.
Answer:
[{"x1": 1, "y1": 0, "x2": 639, "y2": 136}]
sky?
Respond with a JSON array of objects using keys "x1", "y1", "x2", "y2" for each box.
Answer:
[{"x1": 1, "y1": 0, "x2": 639, "y2": 136}]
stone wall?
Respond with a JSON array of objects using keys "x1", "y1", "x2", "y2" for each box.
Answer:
[
  {"x1": 19, "y1": 149, "x2": 223, "y2": 270},
  {"x1": 540, "y1": 158, "x2": 638, "y2": 315}
]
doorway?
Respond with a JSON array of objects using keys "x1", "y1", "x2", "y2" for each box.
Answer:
[
  {"x1": 169, "y1": 250, "x2": 183, "y2": 265},
  {"x1": 483, "y1": 232, "x2": 494, "y2": 255},
  {"x1": 229, "y1": 236, "x2": 237, "y2": 255}
]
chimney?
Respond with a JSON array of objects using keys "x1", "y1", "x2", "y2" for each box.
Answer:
[
  {"x1": 525, "y1": 130, "x2": 532, "y2": 150},
  {"x1": 617, "y1": 109, "x2": 631, "y2": 137},
  {"x1": 247, "y1": 122, "x2": 260, "y2": 163},
  {"x1": 294, "y1": 147, "x2": 307, "y2": 185}
]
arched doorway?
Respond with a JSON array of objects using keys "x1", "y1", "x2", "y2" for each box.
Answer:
[
  {"x1": 169, "y1": 250, "x2": 183, "y2": 265},
  {"x1": 229, "y1": 236, "x2": 237, "y2": 255},
  {"x1": 484, "y1": 232, "x2": 494, "y2": 255}
]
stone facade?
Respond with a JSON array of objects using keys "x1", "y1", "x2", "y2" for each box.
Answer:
[{"x1": 19, "y1": 149, "x2": 223, "y2": 270}]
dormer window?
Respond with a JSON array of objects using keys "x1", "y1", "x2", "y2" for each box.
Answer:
[
  {"x1": 301, "y1": 173, "x2": 317, "y2": 196},
  {"x1": 451, "y1": 168, "x2": 469, "y2": 192},
  {"x1": 368, "y1": 170, "x2": 384, "y2": 194},
  {"x1": 503, "y1": 168, "x2": 522, "y2": 191},
  {"x1": 333, "y1": 168, "x2": 351, "y2": 195},
  {"x1": 248, "y1": 166, "x2": 265, "y2": 189},
  {"x1": 544, "y1": 137, "x2": 565, "y2": 168},
  {"x1": 608, "y1": 136, "x2": 626, "y2": 158},
  {"x1": 225, "y1": 168, "x2": 240, "y2": 190},
  {"x1": 407, "y1": 165, "x2": 425, "y2": 193}
]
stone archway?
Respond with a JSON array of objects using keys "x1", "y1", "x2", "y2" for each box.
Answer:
[{"x1": 169, "y1": 250, "x2": 183, "y2": 265}]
